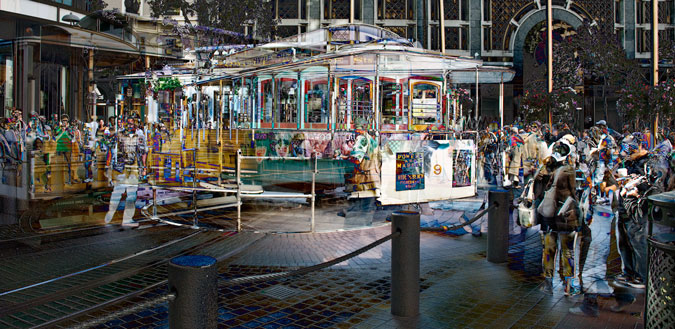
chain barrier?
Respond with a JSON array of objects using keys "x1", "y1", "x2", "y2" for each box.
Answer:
[
  {"x1": 420, "y1": 203, "x2": 495, "y2": 232},
  {"x1": 65, "y1": 204, "x2": 494, "y2": 327},
  {"x1": 68, "y1": 293, "x2": 175, "y2": 329},
  {"x1": 221, "y1": 230, "x2": 401, "y2": 286}
]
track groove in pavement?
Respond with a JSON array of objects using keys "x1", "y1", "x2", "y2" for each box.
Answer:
[{"x1": 0, "y1": 229, "x2": 264, "y2": 328}]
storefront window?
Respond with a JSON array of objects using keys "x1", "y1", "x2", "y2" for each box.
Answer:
[{"x1": 275, "y1": 73, "x2": 298, "y2": 128}]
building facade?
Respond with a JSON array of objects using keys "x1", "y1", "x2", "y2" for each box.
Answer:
[{"x1": 267, "y1": 0, "x2": 675, "y2": 126}]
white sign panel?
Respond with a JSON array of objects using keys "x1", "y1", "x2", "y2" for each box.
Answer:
[{"x1": 379, "y1": 139, "x2": 476, "y2": 205}]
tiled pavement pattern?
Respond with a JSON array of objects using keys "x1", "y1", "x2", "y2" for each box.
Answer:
[{"x1": 55, "y1": 225, "x2": 643, "y2": 329}]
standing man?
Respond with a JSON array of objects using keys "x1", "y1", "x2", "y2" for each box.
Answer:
[
  {"x1": 55, "y1": 115, "x2": 74, "y2": 185},
  {"x1": 83, "y1": 115, "x2": 99, "y2": 183},
  {"x1": 104, "y1": 172, "x2": 139, "y2": 227}
]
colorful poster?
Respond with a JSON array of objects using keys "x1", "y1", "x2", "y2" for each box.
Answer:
[
  {"x1": 452, "y1": 149, "x2": 473, "y2": 187},
  {"x1": 395, "y1": 152, "x2": 424, "y2": 191},
  {"x1": 379, "y1": 139, "x2": 475, "y2": 205}
]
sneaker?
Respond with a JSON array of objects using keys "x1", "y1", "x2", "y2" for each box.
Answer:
[
  {"x1": 565, "y1": 285, "x2": 582, "y2": 297},
  {"x1": 614, "y1": 274, "x2": 631, "y2": 283},
  {"x1": 610, "y1": 301, "x2": 634, "y2": 313},
  {"x1": 569, "y1": 304, "x2": 599, "y2": 317},
  {"x1": 539, "y1": 278, "x2": 553, "y2": 295},
  {"x1": 564, "y1": 278, "x2": 582, "y2": 296},
  {"x1": 626, "y1": 279, "x2": 645, "y2": 289}
]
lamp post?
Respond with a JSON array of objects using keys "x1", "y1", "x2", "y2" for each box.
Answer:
[{"x1": 62, "y1": 12, "x2": 80, "y2": 26}]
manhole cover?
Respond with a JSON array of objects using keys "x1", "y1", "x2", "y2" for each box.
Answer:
[{"x1": 259, "y1": 285, "x2": 303, "y2": 300}]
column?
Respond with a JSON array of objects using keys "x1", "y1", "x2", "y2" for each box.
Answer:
[
  {"x1": 624, "y1": 0, "x2": 636, "y2": 59},
  {"x1": 363, "y1": 0, "x2": 375, "y2": 24},
  {"x1": 416, "y1": 0, "x2": 426, "y2": 47},
  {"x1": 309, "y1": 0, "x2": 321, "y2": 31},
  {"x1": 469, "y1": 0, "x2": 481, "y2": 57}
]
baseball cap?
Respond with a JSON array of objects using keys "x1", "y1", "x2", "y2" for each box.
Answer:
[{"x1": 595, "y1": 120, "x2": 607, "y2": 126}]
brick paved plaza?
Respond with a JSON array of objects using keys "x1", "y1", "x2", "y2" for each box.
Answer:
[{"x1": 0, "y1": 194, "x2": 645, "y2": 329}]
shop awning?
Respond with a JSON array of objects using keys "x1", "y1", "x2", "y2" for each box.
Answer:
[{"x1": 41, "y1": 25, "x2": 139, "y2": 55}]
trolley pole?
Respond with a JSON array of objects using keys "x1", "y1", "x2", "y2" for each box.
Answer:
[
  {"x1": 391, "y1": 210, "x2": 420, "y2": 317},
  {"x1": 168, "y1": 255, "x2": 217, "y2": 329}
]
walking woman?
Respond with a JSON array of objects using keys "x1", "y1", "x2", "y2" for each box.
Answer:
[{"x1": 537, "y1": 139, "x2": 581, "y2": 295}]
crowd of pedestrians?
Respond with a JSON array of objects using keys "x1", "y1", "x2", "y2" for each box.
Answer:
[
  {"x1": 1, "y1": 106, "x2": 672, "y2": 314},
  {"x1": 0, "y1": 108, "x2": 173, "y2": 191},
  {"x1": 490, "y1": 118, "x2": 674, "y2": 317}
]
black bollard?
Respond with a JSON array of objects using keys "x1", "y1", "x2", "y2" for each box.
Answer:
[
  {"x1": 391, "y1": 210, "x2": 420, "y2": 317},
  {"x1": 168, "y1": 255, "x2": 218, "y2": 329},
  {"x1": 487, "y1": 189, "x2": 511, "y2": 263}
]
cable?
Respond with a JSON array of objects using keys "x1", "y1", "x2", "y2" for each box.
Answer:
[
  {"x1": 221, "y1": 231, "x2": 400, "y2": 286},
  {"x1": 420, "y1": 203, "x2": 493, "y2": 232}
]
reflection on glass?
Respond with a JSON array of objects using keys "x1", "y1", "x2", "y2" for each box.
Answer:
[
  {"x1": 411, "y1": 81, "x2": 440, "y2": 126},
  {"x1": 276, "y1": 77, "x2": 297, "y2": 126},
  {"x1": 453, "y1": 149, "x2": 472, "y2": 187},
  {"x1": 380, "y1": 80, "x2": 407, "y2": 129},
  {"x1": 304, "y1": 77, "x2": 328, "y2": 127}
]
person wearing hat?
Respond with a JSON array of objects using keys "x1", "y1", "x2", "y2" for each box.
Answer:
[
  {"x1": 538, "y1": 139, "x2": 581, "y2": 296},
  {"x1": 504, "y1": 126, "x2": 525, "y2": 187},
  {"x1": 55, "y1": 114, "x2": 75, "y2": 185},
  {"x1": 589, "y1": 122, "x2": 617, "y2": 204},
  {"x1": 83, "y1": 115, "x2": 99, "y2": 183}
]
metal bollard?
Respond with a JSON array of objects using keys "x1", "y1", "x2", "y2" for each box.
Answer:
[
  {"x1": 168, "y1": 255, "x2": 218, "y2": 329},
  {"x1": 487, "y1": 189, "x2": 511, "y2": 263},
  {"x1": 391, "y1": 210, "x2": 420, "y2": 317}
]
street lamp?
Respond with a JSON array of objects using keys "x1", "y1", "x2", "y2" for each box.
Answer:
[{"x1": 62, "y1": 13, "x2": 80, "y2": 26}]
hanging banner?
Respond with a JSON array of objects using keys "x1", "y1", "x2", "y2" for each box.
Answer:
[{"x1": 379, "y1": 139, "x2": 476, "y2": 205}]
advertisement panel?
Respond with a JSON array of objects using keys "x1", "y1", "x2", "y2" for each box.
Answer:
[{"x1": 379, "y1": 139, "x2": 475, "y2": 205}]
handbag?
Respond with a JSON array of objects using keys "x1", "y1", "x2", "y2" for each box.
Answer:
[
  {"x1": 555, "y1": 196, "x2": 580, "y2": 232},
  {"x1": 537, "y1": 168, "x2": 560, "y2": 218},
  {"x1": 518, "y1": 180, "x2": 537, "y2": 228}
]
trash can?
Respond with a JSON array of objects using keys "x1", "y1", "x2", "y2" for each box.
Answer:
[{"x1": 645, "y1": 233, "x2": 675, "y2": 329}]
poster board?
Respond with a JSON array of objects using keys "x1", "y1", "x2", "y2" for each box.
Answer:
[{"x1": 379, "y1": 139, "x2": 476, "y2": 205}]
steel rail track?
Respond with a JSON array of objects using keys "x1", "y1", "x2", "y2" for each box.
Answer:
[{"x1": 0, "y1": 230, "x2": 253, "y2": 328}]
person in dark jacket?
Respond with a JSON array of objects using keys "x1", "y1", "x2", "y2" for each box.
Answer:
[{"x1": 538, "y1": 140, "x2": 581, "y2": 296}]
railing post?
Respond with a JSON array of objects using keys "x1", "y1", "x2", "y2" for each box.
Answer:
[
  {"x1": 391, "y1": 210, "x2": 420, "y2": 317},
  {"x1": 192, "y1": 150, "x2": 198, "y2": 229},
  {"x1": 236, "y1": 149, "x2": 242, "y2": 232},
  {"x1": 168, "y1": 255, "x2": 217, "y2": 329},
  {"x1": 311, "y1": 154, "x2": 317, "y2": 232},
  {"x1": 152, "y1": 187, "x2": 157, "y2": 219},
  {"x1": 487, "y1": 189, "x2": 511, "y2": 263}
]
